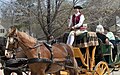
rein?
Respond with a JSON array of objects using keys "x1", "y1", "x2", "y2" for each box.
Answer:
[
  {"x1": 14, "y1": 37, "x2": 78, "y2": 70},
  {"x1": 7, "y1": 31, "x2": 81, "y2": 72},
  {"x1": 16, "y1": 37, "x2": 39, "y2": 49},
  {"x1": 0, "y1": 57, "x2": 81, "y2": 72},
  {"x1": 10, "y1": 36, "x2": 54, "y2": 72},
  {"x1": 12, "y1": 35, "x2": 43, "y2": 59}
]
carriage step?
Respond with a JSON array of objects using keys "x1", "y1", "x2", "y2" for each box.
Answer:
[
  {"x1": 60, "y1": 71, "x2": 68, "y2": 75},
  {"x1": 103, "y1": 54, "x2": 111, "y2": 56}
]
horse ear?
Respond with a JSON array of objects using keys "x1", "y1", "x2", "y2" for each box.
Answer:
[
  {"x1": 11, "y1": 26, "x2": 17, "y2": 33},
  {"x1": 8, "y1": 26, "x2": 17, "y2": 36}
]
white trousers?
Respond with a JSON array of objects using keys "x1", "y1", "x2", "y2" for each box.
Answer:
[{"x1": 67, "y1": 30, "x2": 87, "y2": 45}]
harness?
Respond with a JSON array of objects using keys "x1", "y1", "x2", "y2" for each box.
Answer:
[
  {"x1": 10, "y1": 36, "x2": 54, "y2": 71},
  {"x1": 21, "y1": 41, "x2": 54, "y2": 72},
  {"x1": 7, "y1": 35, "x2": 75, "y2": 72}
]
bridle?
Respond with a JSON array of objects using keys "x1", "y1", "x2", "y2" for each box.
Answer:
[
  {"x1": 6, "y1": 33, "x2": 42, "y2": 58},
  {"x1": 6, "y1": 33, "x2": 35, "y2": 50},
  {"x1": 6, "y1": 35, "x2": 19, "y2": 51}
]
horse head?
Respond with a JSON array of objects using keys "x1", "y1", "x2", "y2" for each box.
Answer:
[
  {"x1": 7, "y1": 26, "x2": 17, "y2": 36},
  {"x1": 6, "y1": 26, "x2": 18, "y2": 48},
  {"x1": 5, "y1": 26, "x2": 37, "y2": 57},
  {"x1": 5, "y1": 26, "x2": 19, "y2": 57}
]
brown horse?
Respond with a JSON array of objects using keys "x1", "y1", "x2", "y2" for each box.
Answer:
[
  {"x1": 5, "y1": 26, "x2": 78, "y2": 75},
  {"x1": 4, "y1": 39, "x2": 26, "y2": 75}
]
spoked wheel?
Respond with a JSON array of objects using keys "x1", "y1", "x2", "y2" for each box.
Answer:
[{"x1": 94, "y1": 61, "x2": 110, "y2": 75}]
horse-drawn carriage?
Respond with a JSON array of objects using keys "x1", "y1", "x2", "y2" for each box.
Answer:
[
  {"x1": 1, "y1": 26, "x2": 120, "y2": 75},
  {"x1": 62, "y1": 31, "x2": 120, "y2": 75}
]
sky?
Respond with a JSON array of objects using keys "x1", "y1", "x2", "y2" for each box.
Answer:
[
  {"x1": 0, "y1": 0, "x2": 11, "y2": 4},
  {"x1": 0, "y1": 0, "x2": 87, "y2": 18},
  {"x1": 0, "y1": 0, "x2": 15, "y2": 18}
]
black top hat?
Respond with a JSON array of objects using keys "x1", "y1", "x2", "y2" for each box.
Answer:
[{"x1": 74, "y1": 6, "x2": 83, "y2": 9}]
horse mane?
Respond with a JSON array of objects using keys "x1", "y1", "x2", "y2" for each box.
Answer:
[{"x1": 17, "y1": 31, "x2": 37, "y2": 47}]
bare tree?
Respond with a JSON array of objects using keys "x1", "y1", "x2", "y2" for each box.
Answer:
[
  {"x1": 83, "y1": 0, "x2": 120, "y2": 31},
  {"x1": 37, "y1": 0, "x2": 72, "y2": 40},
  {"x1": 1, "y1": 0, "x2": 119, "y2": 39}
]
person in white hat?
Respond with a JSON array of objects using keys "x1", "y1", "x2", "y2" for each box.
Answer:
[
  {"x1": 96, "y1": 24, "x2": 109, "y2": 44},
  {"x1": 96, "y1": 24, "x2": 115, "y2": 61}
]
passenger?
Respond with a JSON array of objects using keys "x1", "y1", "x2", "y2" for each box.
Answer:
[
  {"x1": 115, "y1": 35, "x2": 120, "y2": 44},
  {"x1": 104, "y1": 27, "x2": 118, "y2": 61},
  {"x1": 104, "y1": 27, "x2": 116, "y2": 45},
  {"x1": 96, "y1": 25, "x2": 109, "y2": 44},
  {"x1": 67, "y1": 5, "x2": 87, "y2": 45},
  {"x1": 96, "y1": 25, "x2": 114, "y2": 61}
]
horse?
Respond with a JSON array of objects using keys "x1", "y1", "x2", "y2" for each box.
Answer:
[
  {"x1": 3, "y1": 39, "x2": 27, "y2": 75},
  {"x1": 5, "y1": 26, "x2": 78, "y2": 75}
]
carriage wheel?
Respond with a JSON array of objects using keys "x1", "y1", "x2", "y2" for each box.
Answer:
[{"x1": 94, "y1": 61, "x2": 110, "y2": 75}]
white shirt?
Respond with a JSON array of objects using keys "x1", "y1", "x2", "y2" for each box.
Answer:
[
  {"x1": 106, "y1": 32, "x2": 115, "y2": 40},
  {"x1": 68, "y1": 12, "x2": 85, "y2": 28}
]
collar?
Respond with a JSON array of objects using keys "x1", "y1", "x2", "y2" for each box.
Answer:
[{"x1": 75, "y1": 12, "x2": 81, "y2": 16}]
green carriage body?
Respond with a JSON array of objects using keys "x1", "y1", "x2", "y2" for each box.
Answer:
[
  {"x1": 99, "y1": 42, "x2": 120, "y2": 66},
  {"x1": 97, "y1": 44, "x2": 112, "y2": 64}
]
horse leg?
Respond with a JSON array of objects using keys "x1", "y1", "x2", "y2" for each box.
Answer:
[
  {"x1": 54, "y1": 71, "x2": 61, "y2": 75},
  {"x1": 31, "y1": 72, "x2": 37, "y2": 75},
  {"x1": 31, "y1": 72, "x2": 41, "y2": 75},
  {"x1": 3, "y1": 69, "x2": 12, "y2": 75}
]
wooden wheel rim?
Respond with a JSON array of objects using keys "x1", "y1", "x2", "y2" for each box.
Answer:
[{"x1": 94, "y1": 61, "x2": 110, "y2": 75}]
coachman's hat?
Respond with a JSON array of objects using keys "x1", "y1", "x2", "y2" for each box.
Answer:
[{"x1": 74, "y1": 6, "x2": 83, "y2": 9}]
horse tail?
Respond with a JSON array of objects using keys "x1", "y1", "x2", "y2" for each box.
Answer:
[
  {"x1": 53, "y1": 43, "x2": 79, "y2": 75},
  {"x1": 64, "y1": 44, "x2": 79, "y2": 75},
  {"x1": 64, "y1": 44, "x2": 74, "y2": 57}
]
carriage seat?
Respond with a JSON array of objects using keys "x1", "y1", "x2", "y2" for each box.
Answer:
[
  {"x1": 74, "y1": 32, "x2": 99, "y2": 48},
  {"x1": 62, "y1": 32, "x2": 99, "y2": 48}
]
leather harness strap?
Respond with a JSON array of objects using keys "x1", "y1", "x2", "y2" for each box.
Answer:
[
  {"x1": 15, "y1": 37, "x2": 72, "y2": 72},
  {"x1": 42, "y1": 42, "x2": 53, "y2": 72}
]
